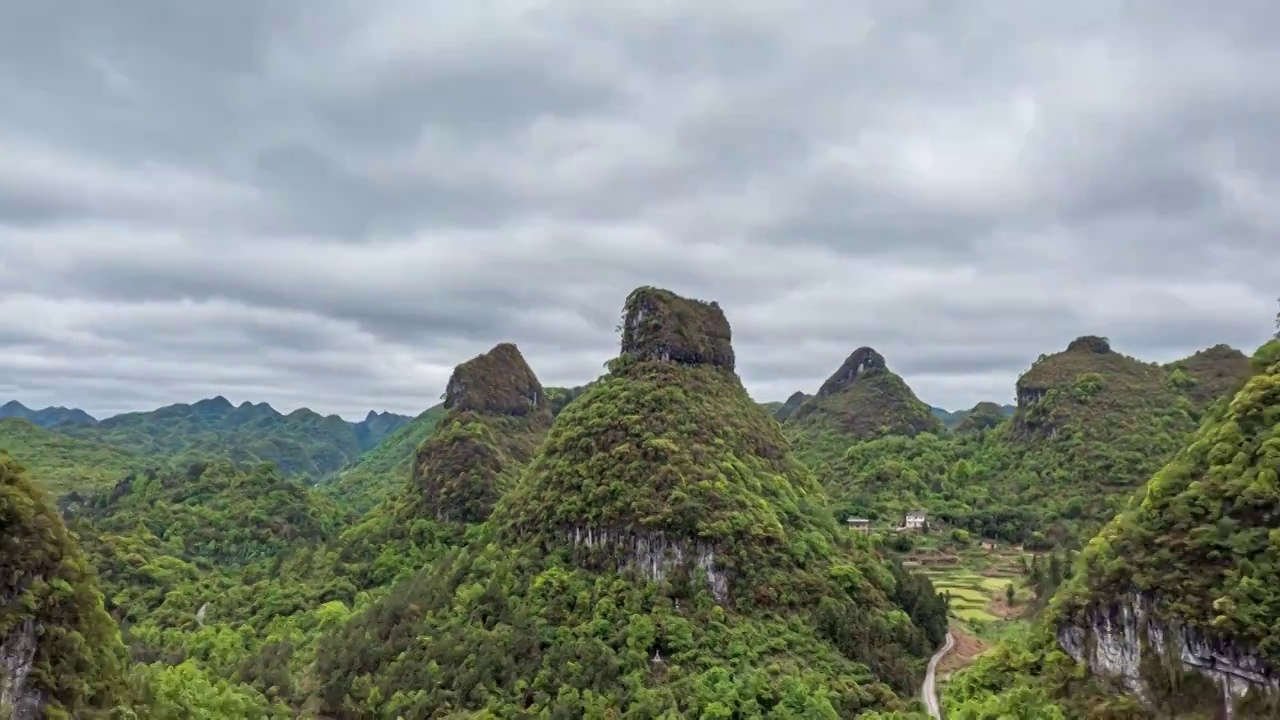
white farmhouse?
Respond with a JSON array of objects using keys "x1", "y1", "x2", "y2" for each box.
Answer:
[{"x1": 904, "y1": 510, "x2": 926, "y2": 531}]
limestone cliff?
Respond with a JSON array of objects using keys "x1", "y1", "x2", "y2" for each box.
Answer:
[{"x1": 1057, "y1": 594, "x2": 1278, "y2": 718}]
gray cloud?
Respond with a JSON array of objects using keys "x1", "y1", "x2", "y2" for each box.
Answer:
[{"x1": 0, "y1": 0, "x2": 1276, "y2": 420}]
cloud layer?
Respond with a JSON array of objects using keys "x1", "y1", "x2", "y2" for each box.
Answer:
[{"x1": 2, "y1": 1, "x2": 1276, "y2": 418}]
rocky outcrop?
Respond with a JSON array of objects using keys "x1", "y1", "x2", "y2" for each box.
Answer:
[
  {"x1": 620, "y1": 287, "x2": 735, "y2": 370},
  {"x1": 444, "y1": 343, "x2": 548, "y2": 417},
  {"x1": 814, "y1": 347, "x2": 887, "y2": 398},
  {"x1": 0, "y1": 618, "x2": 41, "y2": 720},
  {"x1": 1067, "y1": 335, "x2": 1113, "y2": 354},
  {"x1": 565, "y1": 526, "x2": 729, "y2": 603},
  {"x1": 1058, "y1": 594, "x2": 1280, "y2": 718}
]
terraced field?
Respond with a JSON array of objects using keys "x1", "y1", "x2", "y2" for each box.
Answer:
[{"x1": 906, "y1": 545, "x2": 1030, "y2": 626}]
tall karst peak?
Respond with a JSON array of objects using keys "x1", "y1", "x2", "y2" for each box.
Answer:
[
  {"x1": 317, "y1": 287, "x2": 951, "y2": 717},
  {"x1": 788, "y1": 346, "x2": 941, "y2": 440},
  {"x1": 408, "y1": 343, "x2": 551, "y2": 524},
  {"x1": 619, "y1": 286, "x2": 735, "y2": 370},
  {"x1": 443, "y1": 342, "x2": 548, "y2": 417},
  {"x1": 815, "y1": 346, "x2": 888, "y2": 397}
]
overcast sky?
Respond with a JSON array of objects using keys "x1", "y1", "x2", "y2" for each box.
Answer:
[{"x1": 1, "y1": 1, "x2": 1276, "y2": 420}]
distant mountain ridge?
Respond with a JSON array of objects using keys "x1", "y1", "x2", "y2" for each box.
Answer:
[
  {"x1": 0, "y1": 399, "x2": 98, "y2": 428},
  {"x1": 1, "y1": 396, "x2": 414, "y2": 490}
]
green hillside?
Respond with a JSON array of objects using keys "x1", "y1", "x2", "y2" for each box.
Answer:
[
  {"x1": 0, "y1": 417, "x2": 152, "y2": 495},
  {"x1": 816, "y1": 337, "x2": 1255, "y2": 549},
  {"x1": 1, "y1": 453, "x2": 129, "y2": 717},
  {"x1": 0, "y1": 399, "x2": 97, "y2": 427},
  {"x1": 942, "y1": 340, "x2": 1280, "y2": 718},
  {"x1": 320, "y1": 403, "x2": 447, "y2": 512}
]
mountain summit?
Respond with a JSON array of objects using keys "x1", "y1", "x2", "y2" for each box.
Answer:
[
  {"x1": 408, "y1": 342, "x2": 551, "y2": 524},
  {"x1": 788, "y1": 346, "x2": 942, "y2": 440}
]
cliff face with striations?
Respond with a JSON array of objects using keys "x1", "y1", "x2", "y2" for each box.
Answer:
[{"x1": 1058, "y1": 594, "x2": 1278, "y2": 718}]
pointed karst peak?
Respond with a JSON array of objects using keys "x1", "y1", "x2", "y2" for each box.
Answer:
[
  {"x1": 619, "y1": 286, "x2": 735, "y2": 370},
  {"x1": 815, "y1": 346, "x2": 887, "y2": 397},
  {"x1": 443, "y1": 342, "x2": 548, "y2": 417},
  {"x1": 1066, "y1": 335, "x2": 1112, "y2": 354}
]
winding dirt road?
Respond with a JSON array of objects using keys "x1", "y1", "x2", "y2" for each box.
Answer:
[{"x1": 922, "y1": 631, "x2": 956, "y2": 719}]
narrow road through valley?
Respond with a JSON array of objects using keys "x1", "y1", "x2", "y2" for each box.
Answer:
[{"x1": 922, "y1": 630, "x2": 956, "y2": 719}]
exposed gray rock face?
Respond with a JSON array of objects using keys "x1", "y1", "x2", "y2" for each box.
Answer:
[
  {"x1": 566, "y1": 526, "x2": 729, "y2": 603},
  {"x1": 0, "y1": 618, "x2": 41, "y2": 720},
  {"x1": 1059, "y1": 594, "x2": 1279, "y2": 719},
  {"x1": 1015, "y1": 385, "x2": 1046, "y2": 407}
]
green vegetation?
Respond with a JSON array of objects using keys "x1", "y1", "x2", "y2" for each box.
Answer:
[
  {"x1": 815, "y1": 337, "x2": 1254, "y2": 551},
  {"x1": 955, "y1": 402, "x2": 1012, "y2": 434},
  {"x1": 933, "y1": 403, "x2": 1015, "y2": 430},
  {"x1": 3, "y1": 288, "x2": 1268, "y2": 717},
  {"x1": 774, "y1": 391, "x2": 811, "y2": 421},
  {"x1": 0, "y1": 452, "x2": 129, "y2": 718},
  {"x1": 0, "y1": 418, "x2": 153, "y2": 495},
  {"x1": 943, "y1": 339, "x2": 1280, "y2": 717},
  {"x1": 320, "y1": 403, "x2": 447, "y2": 512}
]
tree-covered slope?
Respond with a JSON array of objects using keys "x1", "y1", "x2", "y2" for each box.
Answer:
[
  {"x1": 314, "y1": 287, "x2": 947, "y2": 718},
  {"x1": 0, "y1": 453, "x2": 128, "y2": 719},
  {"x1": 1164, "y1": 343, "x2": 1252, "y2": 416},
  {"x1": 0, "y1": 418, "x2": 153, "y2": 495},
  {"x1": 788, "y1": 346, "x2": 943, "y2": 448},
  {"x1": 320, "y1": 403, "x2": 447, "y2": 512}
]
